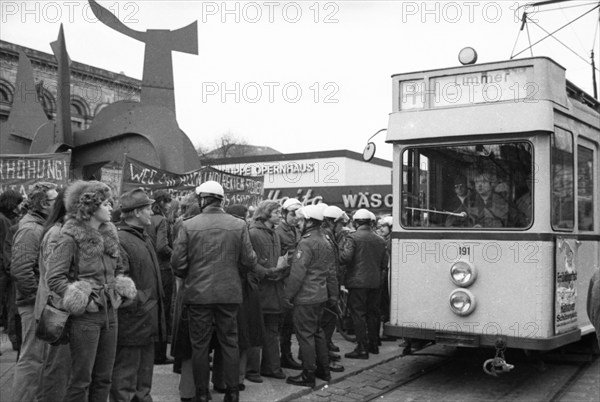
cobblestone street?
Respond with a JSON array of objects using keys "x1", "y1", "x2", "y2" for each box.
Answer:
[{"x1": 3, "y1": 330, "x2": 598, "y2": 402}]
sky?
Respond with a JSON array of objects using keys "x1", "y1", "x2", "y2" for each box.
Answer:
[{"x1": 2, "y1": 0, "x2": 599, "y2": 162}]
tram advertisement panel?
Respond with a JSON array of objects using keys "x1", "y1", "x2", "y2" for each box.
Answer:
[
  {"x1": 0, "y1": 152, "x2": 72, "y2": 196},
  {"x1": 121, "y1": 156, "x2": 264, "y2": 206},
  {"x1": 555, "y1": 238, "x2": 578, "y2": 334}
]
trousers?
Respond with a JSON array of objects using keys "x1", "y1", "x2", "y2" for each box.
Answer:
[{"x1": 187, "y1": 304, "x2": 239, "y2": 393}]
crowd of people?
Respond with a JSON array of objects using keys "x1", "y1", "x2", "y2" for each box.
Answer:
[{"x1": 0, "y1": 180, "x2": 394, "y2": 402}]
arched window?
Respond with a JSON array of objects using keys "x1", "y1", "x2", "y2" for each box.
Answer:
[
  {"x1": 38, "y1": 87, "x2": 56, "y2": 119},
  {"x1": 0, "y1": 79, "x2": 15, "y2": 122},
  {"x1": 70, "y1": 96, "x2": 90, "y2": 130}
]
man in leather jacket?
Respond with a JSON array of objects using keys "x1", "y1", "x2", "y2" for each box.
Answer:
[{"x1": 171, "y1": 181, "x2": 258, "y2": 402}]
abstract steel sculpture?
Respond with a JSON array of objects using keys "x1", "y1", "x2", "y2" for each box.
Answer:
[{"x1": 1, "y1": 1, "x2": 200, "y2": 175}]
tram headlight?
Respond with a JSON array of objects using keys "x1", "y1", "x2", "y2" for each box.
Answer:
[
  {"x1": 449, "y1": 289, "x2": 476, "y2": 316},
  {"x1": 450, "y1": 261, "x2": 477, "y2": 287}
]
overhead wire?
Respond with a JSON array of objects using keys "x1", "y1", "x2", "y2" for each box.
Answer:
[
  {"x1": 511, "y1": 4, "x2": 599, "y2": 60},
  {"x1": 533, "y1": 1, "x2": 599, "y2": 13},
  {"x1": 528, "y1": 18, "x2": 600, "y2": 71}
]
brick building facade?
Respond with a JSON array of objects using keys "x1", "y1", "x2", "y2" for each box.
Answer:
[{"x1": 0, "y1": 40, "x2": 141, "y2": 129}]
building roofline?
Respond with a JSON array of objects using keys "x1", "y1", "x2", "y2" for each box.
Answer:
[
  {"x1": 0, "y1": 40, "x2": 141, "y2": 89},
  {"x1": 204, "y1": 149, "x2": 392, "y2": 167}
]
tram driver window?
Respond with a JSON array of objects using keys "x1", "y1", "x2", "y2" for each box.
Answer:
[{"x1": 401, "y1": 142, "x2": 533, "y2": 229}]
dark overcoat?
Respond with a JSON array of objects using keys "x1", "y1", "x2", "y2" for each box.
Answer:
[{"x1": 116, "y1": 222, "x2": 166, "y2": 346}]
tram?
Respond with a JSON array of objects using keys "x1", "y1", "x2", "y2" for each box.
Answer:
[{"x1": 382, "y1": 54, "x2": 600, "y2": 354}]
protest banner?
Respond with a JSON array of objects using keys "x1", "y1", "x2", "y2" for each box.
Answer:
[
  {"x1": 0, "y1": 152, "x2": 72, "y2": 197},
  {"x1": 121, "y1": 156, "x2": 264, "y2": 206},
  {"x1": 200, "y1": 166, "x2": 265, "y2": 207}
]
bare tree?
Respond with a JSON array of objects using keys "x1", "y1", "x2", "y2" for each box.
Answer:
[{"x1": 197, "y1": 132, "x2": 248, "y2": 160}]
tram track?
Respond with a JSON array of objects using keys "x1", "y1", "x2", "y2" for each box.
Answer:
[{"x1": 365, "y1": 348, "x2": 597, "y2": 402}]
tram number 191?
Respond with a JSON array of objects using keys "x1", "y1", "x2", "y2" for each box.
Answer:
[{"x1": 459, "y1": 246, "x2": 470, "y2": 256}]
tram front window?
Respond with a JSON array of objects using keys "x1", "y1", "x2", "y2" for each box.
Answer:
[{"x1": 401, "y1": 142, "x2": 533, "y2": 229}]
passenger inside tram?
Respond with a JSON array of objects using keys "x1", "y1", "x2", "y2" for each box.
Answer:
[
  {"x1": 401, "y1": 142, "x2": 533, "y2": 229},
  {"x1": 470, "y1": 171, "x2": 509, "y2": 228}
]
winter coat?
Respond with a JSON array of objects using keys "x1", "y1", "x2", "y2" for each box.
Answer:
[
  {"x1": 34, "y1": 223, "x2": 63, "y2": 320},
  {"x1": 171, "y1": 206, "x2": 257, "y2": 305},
  {"x1": 47, "y1": 219, "x2": 126, "y2": 314},
  {"x1": 275, "y1": 220, "x2": 299, "y2": 256},
  {"x1": 1, "y1": 211, "x2": 15, "y2": 276},
  {"x1": 116, "y1": 222, "x2": 167, "y2": 346},
  {"x1": 10, "y1": 212, "x2": 46, "y2": 306},
  {"x1": 147, "y1": 213, "x2": 173, "y2": 271},
  {"x1": 285, "y1": 226, "x2": 338, "y2": 306},
  {"x1": 340, "y1": 225, "x2": 388, "y2": 289},
  {"x1": 249, "y1": 221, "x2": 284, "y2": 314}
]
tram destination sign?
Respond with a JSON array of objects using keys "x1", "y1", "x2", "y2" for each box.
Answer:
[{"x1": 400, "y1": 66, "x2": 534, "y2": 110}]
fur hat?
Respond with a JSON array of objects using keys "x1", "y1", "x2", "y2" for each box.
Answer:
[
  {"x1": 62, "y1": 281, "x2": 92, "y2": 316},
  {"x1": 64, "y1": 180, "x2": 112, "y2": 221}
]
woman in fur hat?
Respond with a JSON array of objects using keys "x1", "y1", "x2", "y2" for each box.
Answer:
[{"x1": 46, "y1": 181, "x2": 136, "y2": 402}]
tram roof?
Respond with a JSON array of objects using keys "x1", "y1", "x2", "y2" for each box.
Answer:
[{"x1": 386, "y1": 56, "x2": 599, "y2": 143}]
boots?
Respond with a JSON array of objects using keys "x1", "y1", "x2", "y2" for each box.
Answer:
[
  {"x1": 345, "y1": 345, "x2": 369, "y2": 360},
  {"x1": 194, "y1": 389, "x2": 211, "y2": 402},
  {"x1": 281, "y1": 353, "x2": 303, "y2": 370},
  {"x1": 286, "y1": 370, "x2": 316, "y2": 387},
  {"x1": 223, "y1": 390, "x2": 239, "y2": 402},
  {"x1": 315, "y1": 367, "x2": 331, "y2": 382},
  {"x1": 369, "y1": 341, "x2": 380, "y2": 355},
  {"x1": 328, "y1": 350, "x2": 341, "y2": 361},
  {"x1": 328, "y1": 341, "x2": 340, "y2": 352}
]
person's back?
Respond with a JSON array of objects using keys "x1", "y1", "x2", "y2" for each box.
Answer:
[
  {"x1": 173, "y1": 206, "x2": 256, "y2": 305},
  {"x1": 341, "y1": 224, "x2": 388, "y2": 289}
]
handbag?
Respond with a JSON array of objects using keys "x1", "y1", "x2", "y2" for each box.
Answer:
[
  {"x1": 35, "y1": 240, "x2": 80, "y2": 345},
  {"x1": 35, "y1": 296, "x2": 70, "y2": 345}
]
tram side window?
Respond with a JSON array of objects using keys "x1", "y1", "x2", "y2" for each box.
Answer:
[
  {"x1": 551, "y1": 128, "x2": 574, "y2": 230},
  {"x1": 401, "y1": 142, "x2": 533, "y2": 229},
  {"x1": 577, "y1": 146, "x2": 594, "y2": 231}
]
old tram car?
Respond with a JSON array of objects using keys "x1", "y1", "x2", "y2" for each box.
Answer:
[{"x1": 383, "y1": 56, "x2": 600, "y2": 355}]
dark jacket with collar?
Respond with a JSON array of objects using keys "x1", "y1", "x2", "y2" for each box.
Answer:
[
  {"x1": 147, "y1": 212, "x2": 173, "y2": 271},
  {"x1": 285, "y1": 226, "x2": 338, "y2": 306},
  {"x1": 275, "y1": 220, "x2": 299, "y2": 256},
  {"x1": 171, "y1": 206, "x2": 257, "y2": 305},
  {"x1": 116, "y1": 221, "x2": 167, "y2": 346},
  {"x1": 10, "y1": 211, "x2": 46, "y2": 306},
  {"x1": 249, "y1": 220, "x2": 283, "y2": 313},
  {"x1": 340, "y1": 225, "x2": 388, "y2": 289}
]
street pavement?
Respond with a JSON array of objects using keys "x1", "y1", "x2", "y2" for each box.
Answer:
[
  {"x1": 2, "y1": 330, "x2": 598, "y2": 401},
  {"x1": 1, "y1": 330, "x2": 405, "y2": 402}
]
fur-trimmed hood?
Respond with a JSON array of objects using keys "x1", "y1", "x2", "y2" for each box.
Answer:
[{"x1": 60, "y1": 218, "x2": 119, "y2": 259}]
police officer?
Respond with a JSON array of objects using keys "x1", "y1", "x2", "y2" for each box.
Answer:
[
  {"x1": 171, "y1": 181, "x2": 258, "y2": 402},
  {"x1": 284, "y1": 205, "x2": 339, "y2": 387},
  {"x1": 341, "y1": 208, "x2": 388, "y2": 359},
  {"x1": 275, "y1": 198, "x2": 303, "y2": 370},
  {"x1": 321, "y1": 206, "x2": 349, "y2": 363}
]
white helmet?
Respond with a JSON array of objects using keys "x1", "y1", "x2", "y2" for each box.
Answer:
[
  {"x1": 282, "y1": 198, "x2": 302, "y2": 211},
  {"x1": 353, "y1": 208, "x2": 371, "y2": 221},
  {"x1": 368, "y1": 211, "x2": 377, "y2": 222},
  {"x1": 323, "y1": 206, "x2": 349, "y2": 223},
  {"x1": 297, "y1": 205, "x2": 324, "y2": 221},
  {"x1": 195, "y1": 181, "x2": 224, "y2": 199},
  {"x1": 378, "y1": 216, "x2": 393, "y2": 227}
]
